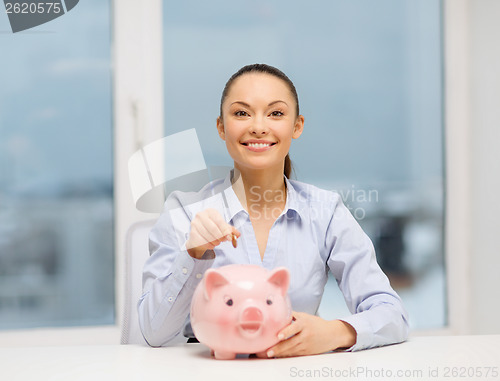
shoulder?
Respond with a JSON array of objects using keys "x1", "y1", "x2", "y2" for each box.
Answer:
[
  {"x1": 286, "y1": 179, "x2": 346, "y2": 225},
  {"x1": 288, "y1": 179, "x2": 342, "y2": 208}
]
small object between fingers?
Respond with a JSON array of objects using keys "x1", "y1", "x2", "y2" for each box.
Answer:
[{"x1": 231, "y1": 233, "x2": 237, "y2": 248}]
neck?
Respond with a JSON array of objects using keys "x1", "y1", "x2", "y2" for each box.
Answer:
[{"x1": 231, "y1": 164, "x2": 287, "y2": 218}]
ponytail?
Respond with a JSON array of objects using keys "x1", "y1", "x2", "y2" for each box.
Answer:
[{"x1": 284, "y1": 154, "x2": 293, "y2": 179}]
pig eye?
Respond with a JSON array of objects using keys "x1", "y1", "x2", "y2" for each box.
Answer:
[
  {"x1": 224, "y1": 295, "x2": 233, "y2": 306},
  {"x1": 266, "y1": 295, "x2": 274, "y2": 305}
]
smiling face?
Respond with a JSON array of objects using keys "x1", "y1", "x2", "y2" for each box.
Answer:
[{"x1": 217, "y1": 73, "x2": 304, "y2": 175}]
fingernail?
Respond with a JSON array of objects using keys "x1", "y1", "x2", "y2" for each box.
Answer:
[
  {"x1": 267, "y1": 350, "x2": 274, "y2": 358},
  {"x1": 277, "y1": 333, "x2": 284, "y2": 340}
]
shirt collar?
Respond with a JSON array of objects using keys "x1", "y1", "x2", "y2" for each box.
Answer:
[
  {"x1": 219, "y1": 171, "x2": 307, "y2": 224},
  {"x1": 284, "y1": 176, "x2": 308, "y2": 219},
  {"x1": 220, "y1": 172, "x2": 245, "y2": 224}
]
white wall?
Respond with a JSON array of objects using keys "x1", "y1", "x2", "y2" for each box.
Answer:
[
  {"x1": 445, "y1": 0, "x2": 500, "y2": 335},
  {"x1": 468, "y1": 0, "x2": 500, "y2": 334}
]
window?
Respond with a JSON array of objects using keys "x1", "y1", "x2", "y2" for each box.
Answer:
[
  {"x1": 163, "y1": 0, "x2": 445, "y2": 330},
  {"x1": 0, "y1": 0, "x2": 113, "y2": 329},
  {"x1": 0, "y1": 0, "x2": 447, "y2": 339}
]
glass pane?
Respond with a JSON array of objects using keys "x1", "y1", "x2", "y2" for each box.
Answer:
[
  {"x1": 163, "y1": 0, "x2": 445, "y2": 330},
  {"x1": 0, "y1": 1, "x2": 114, "y2": 329}
]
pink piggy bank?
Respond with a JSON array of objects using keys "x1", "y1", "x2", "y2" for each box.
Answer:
[{"x1": 190, "y1": 264, "x2": 292, "y2": 360}]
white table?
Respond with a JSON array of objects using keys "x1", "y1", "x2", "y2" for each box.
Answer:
[{"x1": 1, "y1": 335, "x2": 499, "y2": 380}]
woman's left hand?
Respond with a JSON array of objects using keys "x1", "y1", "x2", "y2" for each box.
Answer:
[{"x1": 262, "y1": 311, "x2": 357, "y2": 358}]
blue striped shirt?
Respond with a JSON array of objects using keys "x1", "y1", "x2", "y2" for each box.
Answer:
[{"x1": 138, "y1": 172, "x2": 409, "y2": 351}]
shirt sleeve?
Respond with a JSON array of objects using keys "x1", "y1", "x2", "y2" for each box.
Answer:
[
  {"x1": 137, "y1": 193, "x2": 215, "y2": 347},
  {"x1": 325, "y1": 196, "x2": 410, "y2": 351}
]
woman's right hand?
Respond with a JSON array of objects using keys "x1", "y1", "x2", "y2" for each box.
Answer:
[{"x1": 186, "y1": 208, "x2": 241, "y2": 259}]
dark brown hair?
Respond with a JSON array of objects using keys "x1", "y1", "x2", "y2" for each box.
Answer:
[{"x1": 219, "y1": 64, "x2": 299, "y2": 179}]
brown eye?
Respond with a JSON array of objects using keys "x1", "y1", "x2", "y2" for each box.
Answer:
[
  {"x1": 235, "y1": 110, "x2": 248, "y2": 117},
  {"x1": 266, "y1": 299, "x2": 273, "y2": 305}
]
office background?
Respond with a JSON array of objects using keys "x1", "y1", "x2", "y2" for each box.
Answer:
[{"x1": 0, "y1": 0, "x2": 498, "y2": 345}]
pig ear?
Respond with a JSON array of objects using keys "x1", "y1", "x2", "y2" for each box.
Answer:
[
  {"x1": 267, "y1": 267, "x2": 290, "y2": 297},
  {"x1": 203, "y1": 269, "x2": 229, "y2": 300}
]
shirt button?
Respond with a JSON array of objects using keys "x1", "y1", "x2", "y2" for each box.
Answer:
[
  {"x1": 196, "y1": 273, "x2": 202, "y2": 279},
  {"x1": 182, "y1": 267, "x2": 188, "y2": 275},
  {"x1": 167, "y1": 297, "x2": 173, "y2": 302}
]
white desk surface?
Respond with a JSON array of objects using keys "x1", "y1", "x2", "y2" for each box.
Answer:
[{"x1": 1, "y1": 335, "x2": 499, "y2": 381}]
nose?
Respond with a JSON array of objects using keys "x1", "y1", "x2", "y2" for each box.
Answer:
[
  {"x1": 250, "y1": 117, "x2": 269, "y2": 136},
  {"x1": 241, "y1": 306, "x2": 263, "y2": 322}
]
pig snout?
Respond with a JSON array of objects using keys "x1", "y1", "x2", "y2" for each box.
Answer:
[
  {"x1": 241, "y1": 306, "x2": 263, "y2": 322},
  {"x1": 238, "y1": 306, "x2": 263, "y2": 337}
]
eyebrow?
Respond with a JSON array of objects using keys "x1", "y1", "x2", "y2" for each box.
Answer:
[{"x1": 230, "y1": 100, "x2": 288, "y2": 108}]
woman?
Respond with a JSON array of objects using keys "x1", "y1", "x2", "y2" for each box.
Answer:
[{"x1": 138, "y1": 64, "x2": 409, "y2": 357}]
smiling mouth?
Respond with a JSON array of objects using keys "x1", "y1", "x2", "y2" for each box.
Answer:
[{"x1": 241, "y1": 142, "x2": 277, "y2": 148}]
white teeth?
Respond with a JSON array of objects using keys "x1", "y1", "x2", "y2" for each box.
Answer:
[{"x1": 247, "y1": 143, "x2": 272, "y2": 148}]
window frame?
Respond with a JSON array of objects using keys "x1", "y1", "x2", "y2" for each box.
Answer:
[{"x1": 441, "y1": 0, "x2": 471, "y2": 336}]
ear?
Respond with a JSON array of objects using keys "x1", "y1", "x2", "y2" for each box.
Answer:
[
  {"x1": 267, "y1": 267, "x2": 290, "y2": 297},
  {"x1": 216, "y1": 116, "x2": 226, "y2": 141},
  {"x1": 292, "y1": 115, "x2": 304, "y2": 139},
  {"x1": 203, "y1": 268, "x2": 229, "y2": 300}
]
